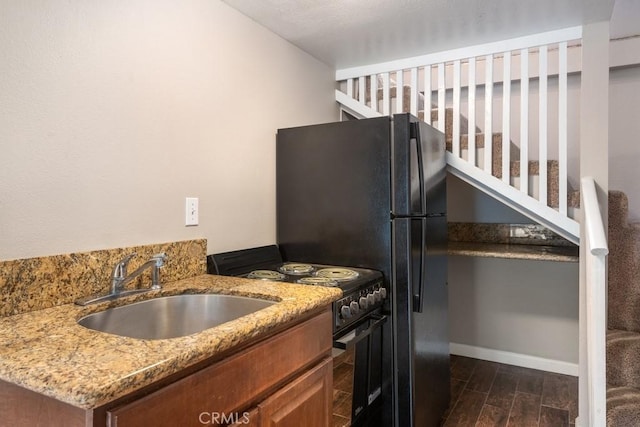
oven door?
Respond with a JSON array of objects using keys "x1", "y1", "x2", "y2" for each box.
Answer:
[{"x1": 333, "y1": 312, "x2": 387, "y2": 427}]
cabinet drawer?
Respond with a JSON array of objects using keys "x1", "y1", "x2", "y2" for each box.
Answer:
[{"x1": 107, "y1": 309, "x2": 332, "y2": 427}]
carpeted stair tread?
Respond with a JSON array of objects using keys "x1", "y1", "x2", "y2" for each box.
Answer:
[
  {"x1": 429, "y1": 108, "x2": 472, "y2": 139},
  {"x1": 568, "y1": 190, "x2": 581, "y2": 209},
  {"x1": 607, "y1": 386, "x2": 640, "y2": 426},
  {"x1": 367, "y1": 85, "x2": 428, "y2": 118},
  {"x1": 510, "y1": 159, "x2": 559, "y2": 177},
  {"x1": 607, "y1": 329, "x2": 640, "y2": 389},
  {"x1": 608, "y1": 191, "x2": 640, "y2": 333},
  {"x1": 369, "y1": 85, "x2": 415, "y2": 106},
  {"x1": 606, "y1": 192, "x2": 640, "y2": 424},
  {"x1": 445, "y1": 132, "x2": 502, "y2": 150},
  {"x1": 442, "y1": 137, "x2": 569, "y2": 209}
]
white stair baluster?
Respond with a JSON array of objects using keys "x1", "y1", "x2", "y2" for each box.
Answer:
[
  {"x1": 559, "y1": 42, "x2": 568, "y2": 215},
  {"x1": 396, "y1": 70, "x2": 404, "y2": 114},
  {"x1": 539, "y1": 46, "x2": 548, "y2": 205},
  {"x1": 452, "y1": 60, "x2": 461, "y2": 158},
  {"x1": 520, "y1": 48, "x2": 529, "y2": 194},
  {"x1": 437, "y1": 63, "x2": 445, "y2": 133},
  {"x1": 383, "y1": 72, "x2": 390, "y2": 116},
  {"x1": 358, "y1": 76, "x2": 365, "y2": 104},
  {"x1": 410, "y1": 67, "x2": 418, "y2": 117},
  {"x1": 468, "y1": 57, "x2": 477, "y2": 167},
  {"x1": 370, "y1": 74, "x2": 378, "y2": 112},
  {"x1": 502, "y1": 51, "x2": 511, "y2": 184},
  {"x1": 484, "y1": 54, "x2": 493, "y2": 174},
  {"x1": 424, "y1": 65, "x2": 432, "y2": 125}
]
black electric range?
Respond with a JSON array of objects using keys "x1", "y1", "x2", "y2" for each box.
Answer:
[{"x1": 207, "y1": 245, "x2": 386, "y2": 336}]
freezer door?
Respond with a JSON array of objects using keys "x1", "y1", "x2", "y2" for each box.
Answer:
[
  {"x1": 391, "y1": 114, "x2": 446, "y2": 217},
  {"x1": 392, "y1": 216, "x2": 450, "y2": 427},
  {"x1": 418, "y1": 121, "x2": 447, "y2": 216},
  {"x1": 276, "y1": 117, "x2": 393, "y2": 274}
]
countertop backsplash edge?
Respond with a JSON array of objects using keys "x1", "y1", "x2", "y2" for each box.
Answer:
[{"x1": 0, "y1": 239, "x2": 207, "y2": 317}]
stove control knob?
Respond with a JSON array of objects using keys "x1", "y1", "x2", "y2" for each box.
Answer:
[
  {"x1": 374, "y1": 289, "x2": 382, "y2": 302},
  {"x1": 359, "y1": 296, "x2": 368, "y2": 310},
  {"x1": 380, "y1": 288, "x2": 387, "y2": 299},
  {"x1": 349, "y1": 301, "x2": 360, "y2": 314},
  {"x1": 367, "y1": 293, "x2": 376, "y2": 306},
  {"x1": 340, "y1": 304, "x2": 352, "y2": 319}
]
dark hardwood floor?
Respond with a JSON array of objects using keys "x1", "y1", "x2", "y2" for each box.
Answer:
[
  {"x1": 332, "y1": 352, "x2": 578, "y2": 427},
  {"x1": 443, "y1": 355, "x2": 578, "y2": 427}
]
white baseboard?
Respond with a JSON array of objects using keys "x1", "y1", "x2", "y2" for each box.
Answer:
[{"x1": 450, "y1": 342, "x2": 579, "y2": 377}]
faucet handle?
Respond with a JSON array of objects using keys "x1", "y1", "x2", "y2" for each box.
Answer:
[{"x1": 113, "y1": 253, "x2": 137, "y2": 278}]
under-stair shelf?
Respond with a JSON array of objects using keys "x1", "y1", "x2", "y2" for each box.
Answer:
[
  {"x1": 448, "y1": 241, "x2": 578, "y2": 262},
  {"x1": 448, "y1": 222, "x2": 578, "y2": 262}
]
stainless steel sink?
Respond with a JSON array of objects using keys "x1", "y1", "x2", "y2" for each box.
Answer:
[{"x1": 77, "y1": 294, "x2": 276, "y2": 340}]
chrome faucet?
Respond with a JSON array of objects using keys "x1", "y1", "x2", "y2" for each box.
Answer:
[
  {"x1": 111, "y1": 252, "x2": 167, "y2": 294},
  {"x1": 75, "y1": 252, "x2": 167, "y2": 306}
]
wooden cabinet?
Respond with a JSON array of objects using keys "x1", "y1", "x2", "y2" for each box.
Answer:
[
  {"x1": 229, "y1": 408, "x2": 259, "y2": 427},
  {"x1": 106, "y1": 309, "x2": 333, "y2": 427},
  {"x1": 258, "y1": 358, "x2": 332, "y2": 427},
  {"x1": 0, "y1": 308, "x2": 333, "y2": 427}
]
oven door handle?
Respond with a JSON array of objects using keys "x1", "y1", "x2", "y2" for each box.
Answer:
[{"x1": 333, "y1": 314, "x2": 387, "y2": 350}]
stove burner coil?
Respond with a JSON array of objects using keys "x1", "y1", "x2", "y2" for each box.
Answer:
[
  {"x1": 297, "y1": 277, "x2": 339, "y2": 287},
  {"x1": 246, "y1": 270, "x2": 286, "y2": 281},
  {"x1": 279, "y1": 263, "x2": 314, "y2": 275},
  {"x1": 314, "y1": 268, "x2": 359, "y2": 282}
]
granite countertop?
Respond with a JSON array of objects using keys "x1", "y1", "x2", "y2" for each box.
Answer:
[
  {"x1": 448, "y1": 241, "x2": 579, "y2": 262},
  {"x1": 0, "y1": 274, "x2": 341, "y2": 410}
]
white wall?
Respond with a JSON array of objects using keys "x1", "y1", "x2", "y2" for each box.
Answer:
[
  {"x1": 447, "y1": 174, "x2": 534, "y2": 223},
  {"x1": 447, "y1": 144, "x2": 581, "y2": 369},
  {"x1": 448, "y1": 257, "x2": 579, "y2": 364},
  {"x1": 610, "y1": 64, "x2": 640, "y2": 222},
  {"x1": 0, "y1": 0, "x2": 338, "y2": 260},
  {"x1": 447, "y1": 176, "x2": 580, "y2": 368}
]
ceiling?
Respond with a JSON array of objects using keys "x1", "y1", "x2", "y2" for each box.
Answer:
[{"x1": 222, "y1": 0, "x2": 622, "y2": 70}]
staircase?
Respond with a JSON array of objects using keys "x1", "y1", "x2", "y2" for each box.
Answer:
[
  {"x1": 335, "y1": 25, "x2": 624, "y2": 426},
  {"x1": 606, "y1": 191, "x2": 640, "y2": 426},
  {"x1": 335, "y1": 27, "x2": 583, "y2": 245},
  {"x1": 338, "y1": 87, "x2": 581, "y2": 243}
]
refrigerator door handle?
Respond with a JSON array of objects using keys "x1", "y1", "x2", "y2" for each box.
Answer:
[
  {"x1": 412, "y1": 220, "x2": 426, "y2": 313},
  {"x1": 411, "y1": 122, "x2": 427, "y2": 216}
]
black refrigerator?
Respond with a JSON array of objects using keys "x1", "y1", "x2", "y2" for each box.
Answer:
[{"x1": 276, "y1": 113, "x2": 450, "y2": 426}]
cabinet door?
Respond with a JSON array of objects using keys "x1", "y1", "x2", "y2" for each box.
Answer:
[
  {"x1": 229, "y1": 408, "x2": 258, "y2": 427},
  {"x1": 106, "y1": 310, "x2": 332, "y2": 427},
  {"x1": 258, "y1": 358, "x2": 332, "y2": 427}
]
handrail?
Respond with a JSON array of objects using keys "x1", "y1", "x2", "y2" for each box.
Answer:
[
  {"x1": 335, "y1": 26, "x2": 583, "y2": 80},
  {"x1": 580, "y1": 176, "x2": 608, "y2": 427},
  {"x1": 581, "y1": 177, "x2": 609, "y2": 256}
]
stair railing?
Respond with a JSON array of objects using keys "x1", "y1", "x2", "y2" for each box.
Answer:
[
  {"x1": 579, "y1": 176, "x2": 608, "y2": 426},
  {"x1": 336, "y1": 27, "x2": 582, "y2": 243}
]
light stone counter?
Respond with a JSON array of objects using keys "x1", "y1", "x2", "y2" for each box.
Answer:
[
  {"x1": 448, "y1": 241, "x2": 579, "y2": 262},
  {"x1": 0, "y1": 274, "x2": 341, "y2": 409}
]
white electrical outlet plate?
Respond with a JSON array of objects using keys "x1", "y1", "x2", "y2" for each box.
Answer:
[{"x1": 185, "y1": 197, "x2": 199, "y2": 226}]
